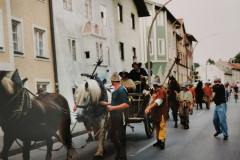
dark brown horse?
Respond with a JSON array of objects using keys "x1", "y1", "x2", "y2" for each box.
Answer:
[{"x1": 0, "y1": 71, "x2": 75, "y2": 160}]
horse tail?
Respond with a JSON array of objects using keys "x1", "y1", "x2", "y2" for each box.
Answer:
[{"x1": 58, "y1": 100, "x2": 77, "y2": 157}]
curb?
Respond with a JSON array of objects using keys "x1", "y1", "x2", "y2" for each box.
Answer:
[{"x1": 0, "y1": 130, "x2": 87, "y2": 159}]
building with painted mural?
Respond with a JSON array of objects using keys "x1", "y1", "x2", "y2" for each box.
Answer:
[
  {"x1": 0, "y1": 0, "x2": 56, "y2": 93},
  {"x1": 82, "y1": 0, "x2": 122, "y2": 82},
  {"x1": 0, "y1": 0, "x2": 14, "y2": 71},
  {"x1": 139, "y1": 0, "x2": 180, "y2": 82},
  {"x1": 112, "y1": 0, "x2": 149, "y2": 73}
]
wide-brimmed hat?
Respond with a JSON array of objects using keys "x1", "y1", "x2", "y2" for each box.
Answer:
[
  {"x1": 119, "y1": 69, "x2": 129, "y2": 77},
  {"x1": 132, "y1": 58, "x2": 142, "y2": 68},
  {"x1": 205, "y1": 81, "x2": 211, "y2": 85},
  {"x1": 151, "y1": 75, "x2": 162, "y2": 87},
  {"x1": 110, "y1": 72, "x2": 120, "y2": 82},
  {"x1": 181, "y1": 82, "x2": 189, "y2": 89}
]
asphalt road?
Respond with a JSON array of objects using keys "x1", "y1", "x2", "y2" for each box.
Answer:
[{"x1": 9, "y1": 96, "x2": 240, "y2": 160}]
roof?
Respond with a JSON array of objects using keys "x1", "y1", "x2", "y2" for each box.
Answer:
[
  {"x1": 144, "y1": 0, "x2": 180, "y2": 25},
  {"x1": 216, "y1": 60, "x2": 240, "y2": 71},
  {"x1": 186, "y1": 33, "x2": 197, "y2": 42},
  {"x1": 133, "y1": 0, "x2": 150, "y2": 17}
]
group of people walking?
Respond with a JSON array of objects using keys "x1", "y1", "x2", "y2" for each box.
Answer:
[{"x1": 96, "y1": 60, "x2": 233, "y2": 160}]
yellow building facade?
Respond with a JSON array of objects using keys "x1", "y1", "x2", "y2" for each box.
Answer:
[{"x1": 10, "y1": 0, "x2": 55, "y2": 93}]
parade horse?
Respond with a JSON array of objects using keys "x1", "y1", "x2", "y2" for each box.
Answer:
[
  {"x1": 167, "y1": 76, "x2": 180, "y2": 128},
  {"x1": 0, "y1": 71, "x2": 75, "y2": 160},
  {"x1": 74, "y1": 79, "x2": 111, "y2": 159}
]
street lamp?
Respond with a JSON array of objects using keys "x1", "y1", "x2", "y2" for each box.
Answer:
[
  {"x1": 147, "y1": 0, "x2": 173, "y2": 82},
  {"x1": 192, "y1": 33, "x2": 222, "y2": 82}
]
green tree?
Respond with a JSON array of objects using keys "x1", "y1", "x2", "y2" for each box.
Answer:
[
  {"x1": 194, "y1": 63, "x2": 200, "y2": 69},
  {"x1": 207, "y1": 58, "x2": 215, "y2": 64},
  {"x1": 234, "y1": 52, "x2": 240, "y2": 63}
]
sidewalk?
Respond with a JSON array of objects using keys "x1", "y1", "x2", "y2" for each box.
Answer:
[{"x1": 0, "y1": 122, "x2": 86, "y2": 158}]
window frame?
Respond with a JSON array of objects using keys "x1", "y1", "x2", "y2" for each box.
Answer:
[
  {"x1": 100, "y1": 4, "x2": 107, "y2": 26},
  {"x1": 33, "y1": 24, "x2": 49, "y2": 61},
  {"x1": 119, "y1": 42, "x2": 124, "y2": 61},
  {"x1": 149, "y1": 39, "x2": 154, "y2": 56},
  {"x1": 158, "y1": 39, "x2": 165, "y2": 56},
  {"x1": 118, "y1": 4, "x2": 123, "y2": 22},
  {"x1": 12, "y1": 17, "x2": 24, "y2": 56},
  {"x1": 157, "y1": 11, "x2": 164, "y2": 26},
  {"x1": 63, "y1": 0, "x2": 73, "y2": 11},
  {"x1": 85, "y1": 0, "x2": 92, "y2": 19},
  {"x1": 68, "y1": 38, "x2": 77, "y2": 61},
  {"x1": 131, "y1": 13, "x2": 135, "y2": 29},
  {"x1": 35, "y1": 79, "x2": 52, "y2": 93}
]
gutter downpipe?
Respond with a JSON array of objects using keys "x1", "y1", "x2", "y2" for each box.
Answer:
[{"x1": 49, "y1": 0, "x2": 59, "y2": 93}]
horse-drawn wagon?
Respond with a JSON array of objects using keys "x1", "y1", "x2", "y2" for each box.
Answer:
[{"x1": 127, "y1": 91, "x2": 154, "y2": 138}]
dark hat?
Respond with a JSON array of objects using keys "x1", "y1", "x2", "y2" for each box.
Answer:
[
  {"x1": 119, "y1": 69, "x2": 129, "y2": 77},
  {"x1": 132, "y1": 58, "x2": 142, "y2": 68}
]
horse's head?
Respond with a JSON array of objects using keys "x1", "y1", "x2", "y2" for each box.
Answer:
[
  {"x1": 74, "y1": 79, "x2": 101, "y2": 108},
  {"x1": 168, "y1": 76, "x2": 180, "y2": 92}
]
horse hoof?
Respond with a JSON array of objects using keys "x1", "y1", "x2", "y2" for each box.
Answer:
[{"x1": 93, "y1": 155, "x2": 103, "y2": 160}]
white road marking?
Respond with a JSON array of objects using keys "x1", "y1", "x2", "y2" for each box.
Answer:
[
  {"x1": 196, "y1": 110, "x2": 204, "y2": 116},
  {"x1": 134, "y1": 141, "x2": 156, "y2": 155}
]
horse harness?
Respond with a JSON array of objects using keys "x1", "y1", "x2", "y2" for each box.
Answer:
[{"x1": 0, "y1": 88, "x2": 32, "y2": 125}]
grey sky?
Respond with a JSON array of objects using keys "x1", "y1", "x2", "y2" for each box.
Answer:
[{"x1": 154, "y1": 0, "x2": 240, "y2": 65}]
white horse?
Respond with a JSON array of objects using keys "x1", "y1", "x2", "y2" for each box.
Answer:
[{"x1": 74, "y1": 79, "x2": 111, "y2": 159}]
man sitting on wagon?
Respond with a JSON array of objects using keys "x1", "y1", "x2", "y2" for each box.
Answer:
[
  {"x1": 119, "y1": 69, "x2": 136, "y2": 93},
  {"x1": 129, "y1": 58, "x2": 148, "y2": 93}
]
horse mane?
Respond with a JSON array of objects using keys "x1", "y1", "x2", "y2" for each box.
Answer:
[
  {"x1": 168, "y1": 76, "x2": 180, "y2": 92},
  {"x1": 1, "y1": 77, "x2": 15, "y2": 95},
  {"x1": 75, "y1": 79, "x2": 101, "y2": 105}
]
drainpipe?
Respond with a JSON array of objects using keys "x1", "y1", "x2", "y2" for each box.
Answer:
[{"x1": 49, "y1": 0, "x2": 59, "y2": 93}]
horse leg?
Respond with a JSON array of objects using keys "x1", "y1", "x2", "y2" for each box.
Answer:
[
  {"x1": 23, "y1": 140, "x2": 31, "y2": 160},
  {"x1": 1, "y1": 134, "x2": 14, "y2": 160},
  {"x1": 59, "y1": 116, "x2": 75, "y2": 160},
  {"x1": 45, "y1": 138, "x2": 53, "y2": 160},
  {"x1": 93, "y1": 118, "x2": 106, "y2": 160}
]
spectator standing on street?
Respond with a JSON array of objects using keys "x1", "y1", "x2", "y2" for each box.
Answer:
[
  {"x1": 145, "y1": 76, "x2": 168, "y2": 150},
  {"x1": 203, "y1": 82, "x2": 213, "y2": 109},
  {"x1": 100, "y1": 72, "x2": 130, "y2": 160},
  {"x1": 210, "y1": 78, "x2": 228, "y2": 140}
]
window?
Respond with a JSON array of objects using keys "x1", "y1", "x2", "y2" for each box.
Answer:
[
  {"x1": 119, "y1": 42, "x2": 124, "y2": 60},
  {"x1": 158, "y1": 39, "x2": 165, "y2": 56},
  {"x1": 157, "y1": 11, "x2": 164, "y2": 26},
  {"x1": 68, "y1": 38, "x2": 76, "y2": 61},
  {"x1": 118, "y1": 4, "x2": 123, "y2": 22},
  {"x1": 0, "y1": 10, "x2": 4, "y2": 51},
  {"x1": 132, "y1": 47, "x2": 136, "y2": 58},
  {"x1": 85, "y1": 51, "x2": 90, "y2": 59},
  {"x1": 85, "y1": 0, "x2": 92, "y2": 19},
  {"x1": 36, "y1": 82, "x2": 50, "y2": 92},
  {"x1": 149, "y1": 39, "x2": 153, "y2": 56},
  {"x1": 96, "y1": 42, "x2": 103, "y2": 62},
  {"x1": 12, "y1": 19, "x2": 24, "y2": 55},
  {"x1": 100, "y1": 4, "x2": 107, "y2": 26},
  {"x1": 131, "y1": 13, "x2": 135, "y2": 29},
  {"x1": 34, "y1": 28, "x2": 45, "y2": 58},
  {"x1": 63, "y1": 0, "x2": 72, "y2": 11}
]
